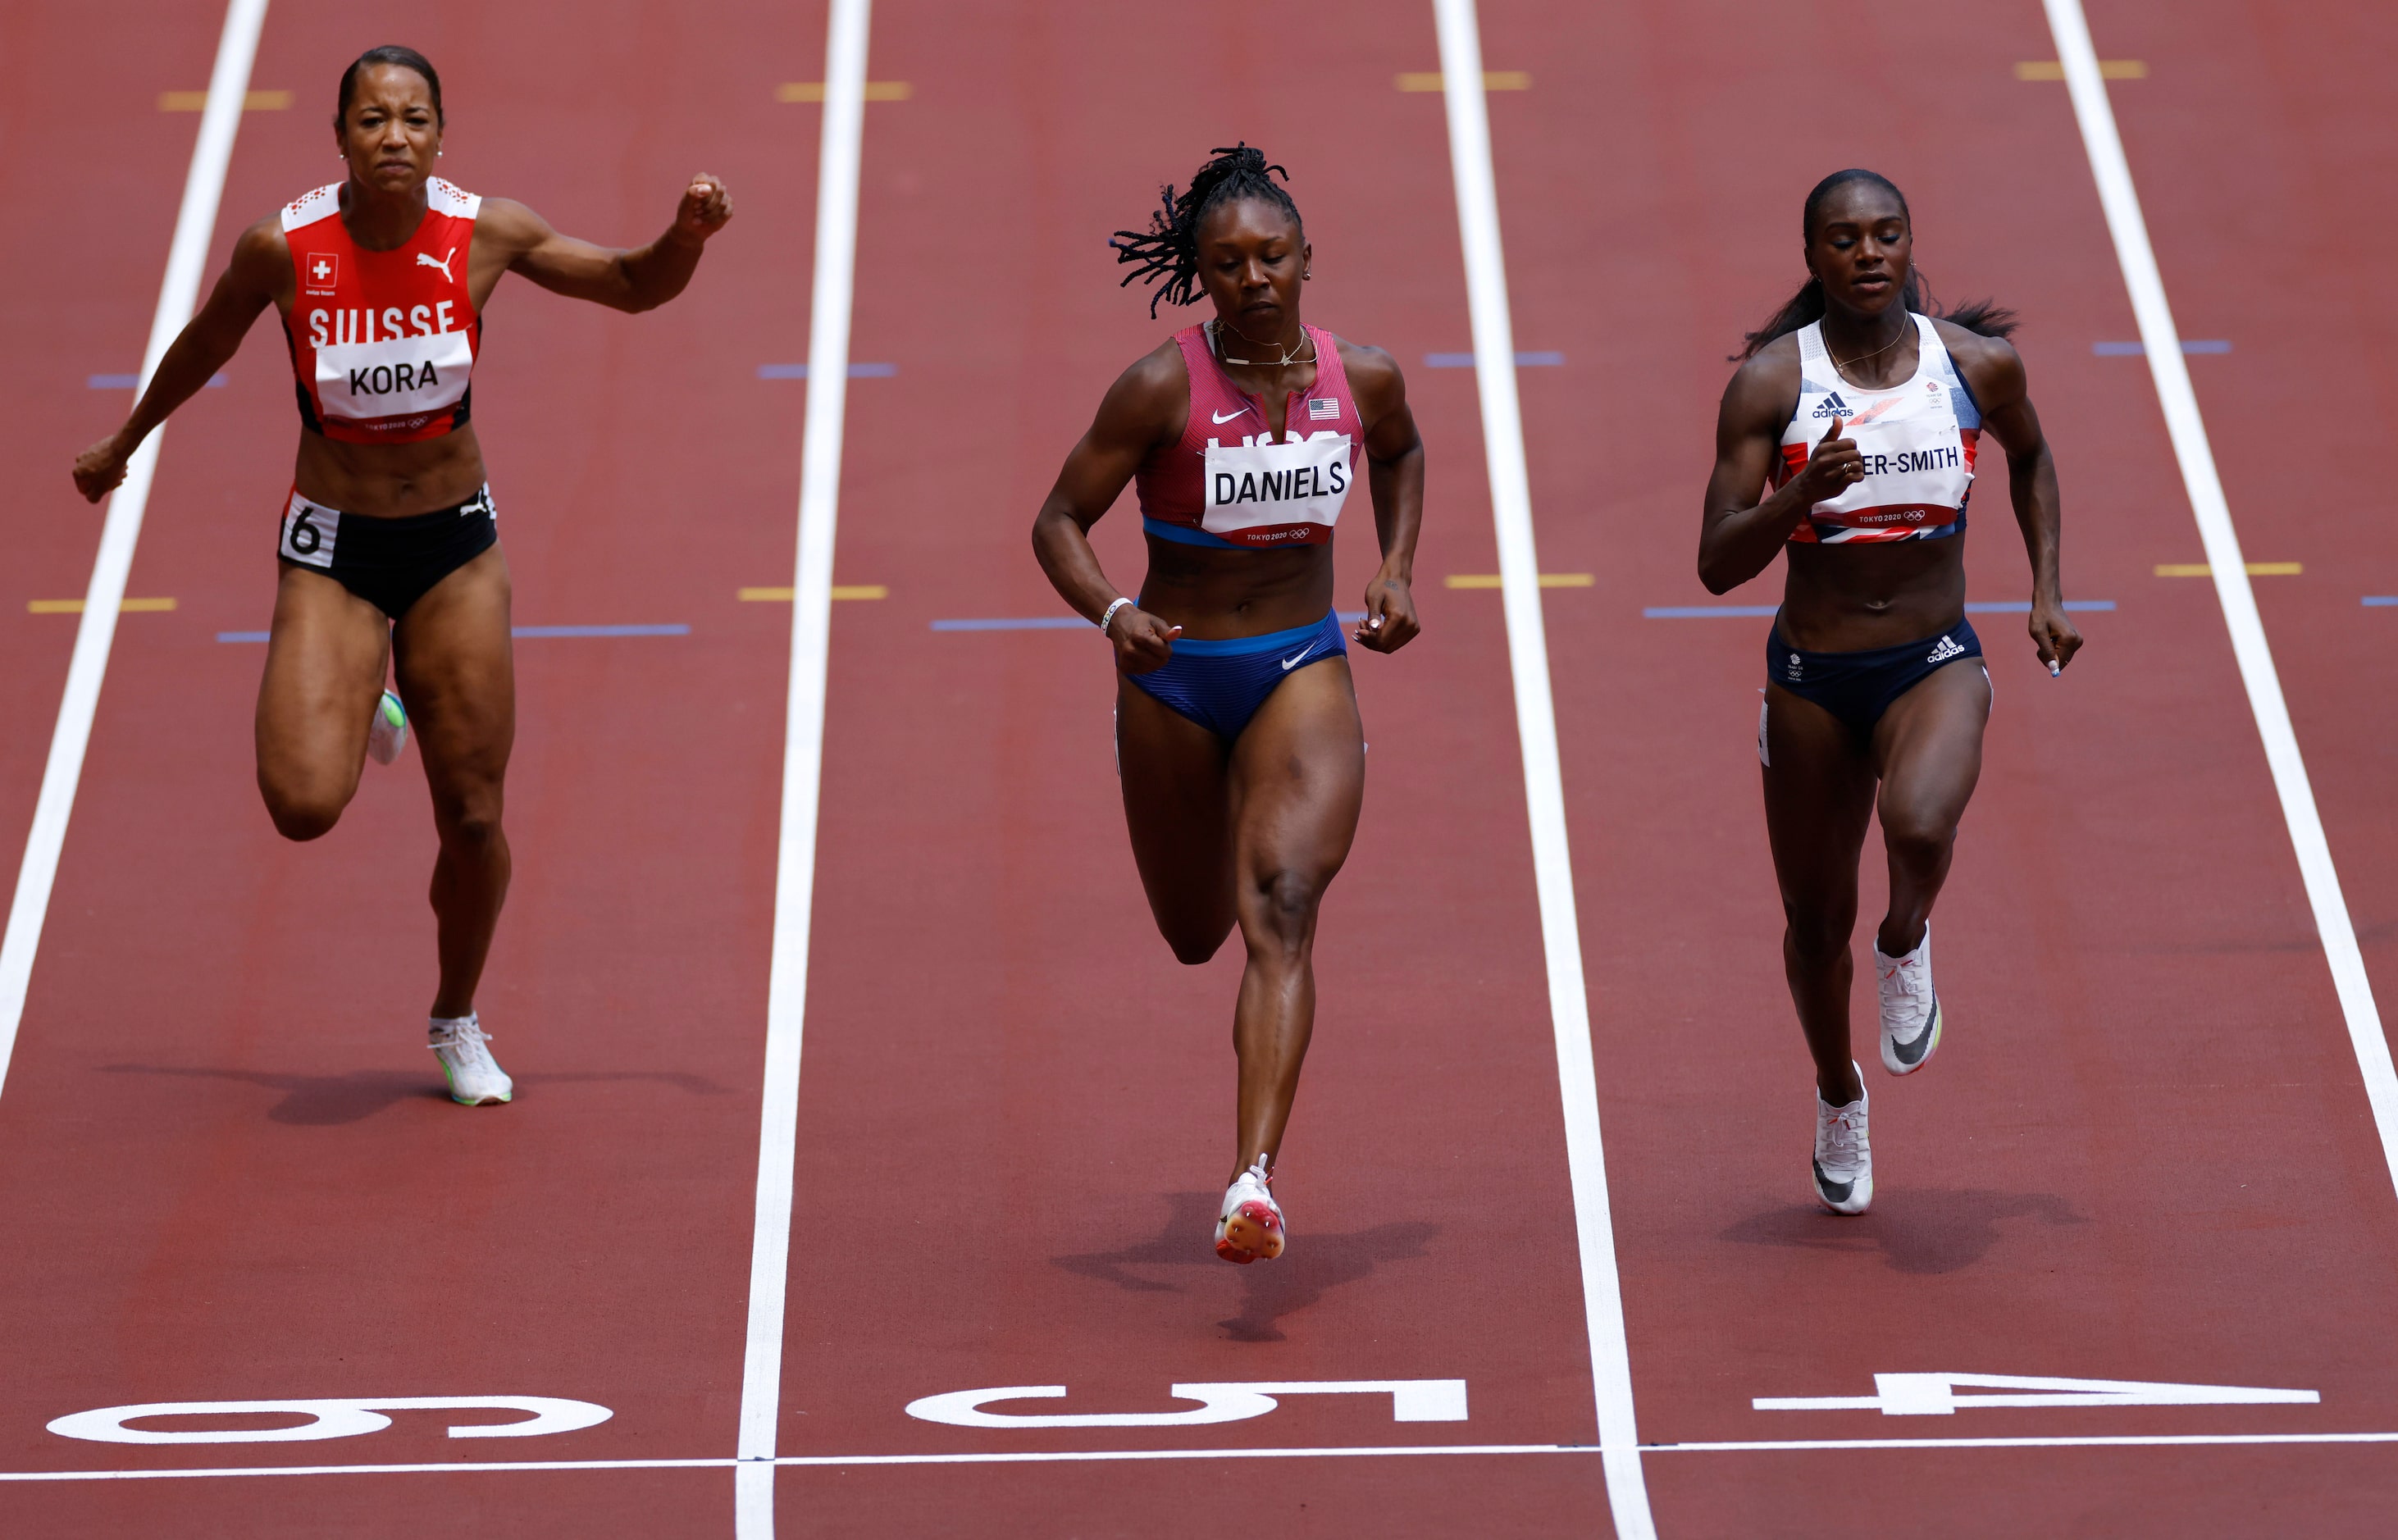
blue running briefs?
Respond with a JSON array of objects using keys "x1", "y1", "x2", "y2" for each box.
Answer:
[
  {"x1": 1126, "y1": 612, "x2": 1348, "y2": 740},
  {"x1": 1768, "y1": 617, "x2": 1983, "y2": 741}
]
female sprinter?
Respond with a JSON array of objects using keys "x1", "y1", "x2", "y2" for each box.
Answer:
[
  {"x1": 1699, "y1": 169, "x2": 2081, "y2": 1215},
  {"x1": 71, "y1": 46, "x2": 732, "y2": 1105},
  {"x1": 1032, "y1": 146, "x2": 1424, "y2": 1263}
]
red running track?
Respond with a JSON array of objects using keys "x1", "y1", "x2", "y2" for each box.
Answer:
[{"x1": 4, "y1": 0, "x2": 2398, "y2": 1535}]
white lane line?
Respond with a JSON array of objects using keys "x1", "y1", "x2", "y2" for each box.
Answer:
[
  {"x1": 1429, "y1": 2, "x2": 1653, "y2": 1536},
  {"x1": 2042, "y1": 0, "x2": 2398, "y2": 1194},
  {"x1": 0, "y1": 0, "x2": 269, "y2": 1100},
  {"x1": 734, "y1": 0, "x2": 871, "y2": 1533}
]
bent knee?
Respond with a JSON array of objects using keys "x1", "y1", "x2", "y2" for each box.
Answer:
[
  {"x1": 261, "y1": 785, "x2": 348, "y2": 842},
  {"x1": 1880, "y1": 814, "x2": 1957, "y2": 866},
  {"x1": 1780, "y1": 902, "x2": 1852, "y2": 965},
  {"x1": 1242, "y1": 869, "x2": 1327, "y2": 953}
]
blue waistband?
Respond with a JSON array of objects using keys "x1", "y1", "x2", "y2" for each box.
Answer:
[
  {"x1": 1150, "y1": 613, "x2": 1338, "y2": 657},
  {"x1": 1142, "y1": 515, "x2": 1244, "y2": 549}
]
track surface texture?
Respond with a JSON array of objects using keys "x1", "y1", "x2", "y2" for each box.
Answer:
[{"x1": 4, "y1": 0, "x2": 2396, "y2": 1535}]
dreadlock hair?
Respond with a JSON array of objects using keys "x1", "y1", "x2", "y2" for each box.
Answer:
[
  {"x1": 1111, "y1": 144, "x2": 1304, "y2": 318},
  {"x1": 1735, "y1": 168, "x2": 2016, "y2": 361},
  {"x1": 335, "y1": 45, "x2": 444, "y2": 132}
]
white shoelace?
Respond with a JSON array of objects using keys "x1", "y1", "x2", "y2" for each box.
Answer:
[
  {"x1": 429, "y1": 1019, "x2": 494, "y2": 1055},
  {"x1": 1818, "y1": 1102, "x2": 1869, "y2": 1173}
]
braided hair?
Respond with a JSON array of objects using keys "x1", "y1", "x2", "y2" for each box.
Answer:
[
  {"x1": 1736, "y1": 168, "x2": 2016, "y2": 360},
  {"x1": 1111, "y1": 144, "x2": 1304, "y2": 317}
]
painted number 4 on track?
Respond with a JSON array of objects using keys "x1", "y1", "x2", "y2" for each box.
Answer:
[{"x1": 1756, "y1": 1373, "x2": 2319, "y2": 1417}]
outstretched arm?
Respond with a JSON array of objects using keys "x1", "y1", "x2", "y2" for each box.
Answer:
[
  {"x1": 1030, "y1": 344, "x2": 1186, "y2": 674},
  {"x1": 73, "y1": 219, "x2": 285, "y2": 503},
  {"x1": 1343, "y1": 342, "x2": 1422, "y2": 654},
  {"x1": 1953, "y1": 328, "x2": 2081, "y2": 673},
  {"x1": 479, "y1": 174, "x2": 733, "y2": 314}
]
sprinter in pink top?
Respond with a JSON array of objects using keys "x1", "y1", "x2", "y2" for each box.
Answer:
[{"x1": 1033, "y1": 146, "x2": 1425, "y2": 1266}]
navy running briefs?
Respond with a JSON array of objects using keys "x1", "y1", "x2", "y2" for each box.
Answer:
[
  {"x1": 1125, "y1": 612, "x2": 1347, "y2": 740},
  {"x1": 1767, "y1": 617, "x2": 1982, "y2": 740}
]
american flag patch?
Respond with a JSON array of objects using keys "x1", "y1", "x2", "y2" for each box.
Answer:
[{"x1": 1307, "y1": 398, "x2": 1340, "y2": 421}]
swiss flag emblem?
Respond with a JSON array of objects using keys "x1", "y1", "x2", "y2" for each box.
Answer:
[{"x1": 303, "y1": 252, "x2": 338, "y2": 289}]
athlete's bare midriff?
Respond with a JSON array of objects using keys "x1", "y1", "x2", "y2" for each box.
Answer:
[
  {"x1": 1778, "y1": 537, "x2": 1966, "y2": 652},
  {"x1": 291, "y1": 421, "x2": 488, "y2": 517},
  {"x1": 1137, "y1": 537, "x2": 1336, "y2": 640}
]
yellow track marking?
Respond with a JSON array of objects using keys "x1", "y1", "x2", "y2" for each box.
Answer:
[
  {"x1": 741, "y1": 585, "x2": 887, "y2": 601},
  {"x1": 1444, "y1": 573, "x2": 1592, "y2": 589},
  {"x1": 28, "y1": 598, "x2": 176, "y2": 613},
  {"x1": 159, "y1": 89, "x2": 290, "y2": 111},
  {"x1": 2015, "y1": 61, "x2": 2146, "y2": 80},
  {"x1": 777, "y1": 81, "x2": 910, "y2": 103},
  {"x1": 1397, "y1": 71, "x2": 1530, "y2": 92},
  {"x1": 2155, "y1": 562, "x2": 2300, "y2": 577}
]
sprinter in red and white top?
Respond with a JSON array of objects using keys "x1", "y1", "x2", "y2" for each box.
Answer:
[
  {"x1": 1701, "y1": 170, "x2": 2081, "y2": 1216},
  {"x1": 72, "y1": 46, "x2": 732, "y2": 1106},
  {"x1": 1033, "y1": 146, "x2": 1425, "y2": 1265}
]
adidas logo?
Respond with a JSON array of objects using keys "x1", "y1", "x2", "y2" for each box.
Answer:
[
  {"x1": 1926, "y1": 636, "x2": 1965, "y2": 663},
  {"x1": 1812, "y1": 391, "x2": 1853, "y2": 420}
]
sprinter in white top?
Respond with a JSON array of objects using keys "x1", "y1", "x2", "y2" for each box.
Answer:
[{"x1": 1699, "y1": 169, "x2": 2083, "y2": 1215}]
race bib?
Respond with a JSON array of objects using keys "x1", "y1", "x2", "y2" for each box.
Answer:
[
  {"x1": 279, "y1": 494, "x2": 338, "y2": 568},
  {"x1": 314, "y1": 329, "x2": 473, "y2": 426},
  {"x1": 1200, "y1": 430, "x2": 1354, "y2": 544}
]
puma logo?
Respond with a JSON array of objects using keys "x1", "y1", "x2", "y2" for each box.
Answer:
[{"x1": 415, "y1": 248, "x2": 456, "y2": 281}]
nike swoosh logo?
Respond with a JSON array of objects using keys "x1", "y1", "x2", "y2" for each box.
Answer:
[
  {"x1": 1280, "y1": 645, "x2": 1316, "y2": 671},
  {"x1": 1212, "y1": 408, "x2": 1250, "y2": 424},
  {"x1": 1812, "y1": 1161, "x2": 1853, "y2": 1204},
  {"x1": 1890, "y1": 996, "x2": 1939, "y2": 1065}
]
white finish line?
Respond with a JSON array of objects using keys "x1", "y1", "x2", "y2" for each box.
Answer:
[{"x1": 11, "y1": 1431, "x2": 2398, "y2": 1481}]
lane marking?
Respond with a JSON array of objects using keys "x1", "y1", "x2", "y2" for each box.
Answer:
[
  {"x1": 28, "y1": 599, "x2": 176, "y2": 614},
  {"x1": 89, "y1": 372, "x2": 226, "y2": 389},
  {"x1": 905, "y1": 1381, "x2": 1467, "y2": 1429},
  {"x1": 928, "y1": 609, "x2": 1369, "y2": 632},
  {"x1": 739, "y1": 585, "x2": 886, "y2": 601},
  {"x1": 158, "y1": 88, "x2": 289, "y2": 110},
  {"x1": 51, "y1": 1397, "x2": 613, "y2": 1446},
  {"x1": 0, "y1": 0, "x2": 267, "y2": 1101},
  {"x1": 1425, "y1": 350, "x2": 1561, "y2": 367},
  {"x1": 2095, "y1": 339, "x2": 2229, "y2": 355},
  {"x1": 1445, "y1": 573, "x2": 1590, "y2": 589},
  {"x1": 2015, "y1": 59, "x2": 2146, "y2": 80},
  {"x1": 1754, "y1": 1373, "x2": 2318, "y2": 1417},
  {"x1": 2045, "y1": 0, "x2": 2398, "y2": 1200},
  {"x1": 2364, "y1": 597, "x2": 2397, "y2": 608},
  {"x1": 23, "y1": 1428, "x2": 2398, "y2": 1482},
  {"x1": 776, "y1": 80, "x2": 909, "y2": 102},
  {"x1": 739, "y1": 0, "x2": 871, "y2": 1533},
  {"x1": 2157, "y1": 562, "x2": 2299, "y2": 577},
  {"x1": 1432, "y1": 2, "x2": 1653, "y2": 1535},
  {"x1": 1640, "y1": 600, "x2": 2116, "y2": 618},
  {"x1": 757, "y1": 362, "x2": 896, "y2": 380},
  {"x1": 1397, "y1": 70, "x2": 1529, "y2": 91}
]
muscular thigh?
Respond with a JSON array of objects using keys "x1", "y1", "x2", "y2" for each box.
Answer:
[
  {"x1": 258, "y1": 563, "x2": 390, "y2": 791},
  {"x1": 1871, "y1": 658, "x2": 1990, "y2": 832},
  {"x1": 1117, "y1": 674, "x2": 1238, "y2": 941},
  {"x1": 392, "y1": 544, "x2": 515, "y2": 806},
  {"x1": 1761, "y1": 684, "x2": 1877, "y2": 903},
  {"x1": 1229, "y1": 658, "x2": 1365, "y2": 898}
]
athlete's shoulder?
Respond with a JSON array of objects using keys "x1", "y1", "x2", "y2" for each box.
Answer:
[
  {"x1": 277, "y1": 183, "x2": 342, "y2": 233},
  {"x1": 1331, "y1": 334, "x2": 1400, "y2": 385},
  {"x1": 1087, "y1": 335, "x2": 1189, "y2": 445},
  {"x1": 1928, "y1": 316, "x2": 2027, "y2": 401},
  {"x1": 229, "y1": 213, "x2": 295, "y2": 289},
  {"x1": 426, "y1": 175, "x2": 482, "y2": 218},
  {"x1": 1720, "y1": 331, "x2": 1801, "y2": 424}
]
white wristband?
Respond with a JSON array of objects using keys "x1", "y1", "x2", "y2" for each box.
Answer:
[{"x1": 1099, "y1": 597, "x2": 1135, "y2": 636}]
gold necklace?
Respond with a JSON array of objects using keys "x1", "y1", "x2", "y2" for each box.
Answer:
[
  {"x1": 1209, "y1": 318, "x2": 1315, "y2": 367},
  {"x1": 1828, "y1": 317, "x2": 1912, "y2": 376}
]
